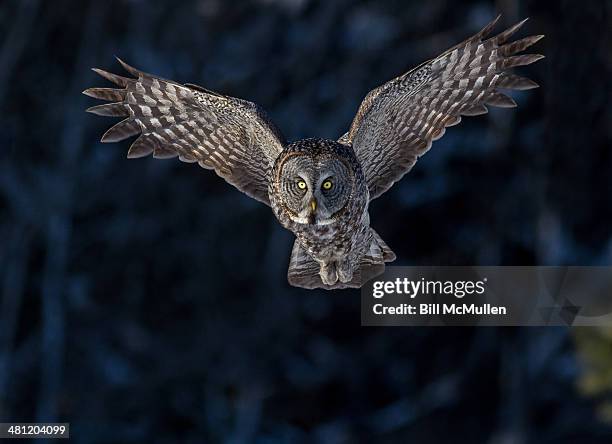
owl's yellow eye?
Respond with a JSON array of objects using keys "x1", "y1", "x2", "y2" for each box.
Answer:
[
  {"x1": 322, "y1": 180, "x2": 333, "y2": 190},
  {"x1": 297, "y1": 180, "x2": 307, "y2": 190}
]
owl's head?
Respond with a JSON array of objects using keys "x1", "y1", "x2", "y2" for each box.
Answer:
[{"x1": 273, "y1": 139, "x2": 357, "y2": 226}]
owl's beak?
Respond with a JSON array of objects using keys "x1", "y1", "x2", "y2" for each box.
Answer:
[{"x1": 308, "y1": 198, "x2": 317, "y2": 224}]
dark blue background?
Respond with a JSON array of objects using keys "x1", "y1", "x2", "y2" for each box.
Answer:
[{"x1": 1, "y1": 0, "x2": 610, "y2": 442}]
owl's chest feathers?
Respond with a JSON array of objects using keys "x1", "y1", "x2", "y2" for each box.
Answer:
[
  {"x1": 284, "y1": 202, "x2": 369, "y2": 263},
  {"x1": 297, "y1": 222, "x2": 350, "y2": 258}
]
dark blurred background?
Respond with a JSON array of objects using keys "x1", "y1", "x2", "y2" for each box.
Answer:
[{"x1": 1, "y1": 0, "x2": 611, "y2": 442}]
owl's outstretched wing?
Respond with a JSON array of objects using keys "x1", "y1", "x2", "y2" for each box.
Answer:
[
  {"x1": 341, "y1": 16, "x2": 544, "y2": 200},
  {"x1": 84, "y1": 58, "x2": 285, "y2": 206}
]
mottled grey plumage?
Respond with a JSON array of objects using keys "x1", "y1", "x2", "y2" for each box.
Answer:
[
  {"x1": 85, "y1": 16, "x2": 543, "y2": 289},
  {"x1": 269, "y1": 138, "x2": 395, "y2": 288}
]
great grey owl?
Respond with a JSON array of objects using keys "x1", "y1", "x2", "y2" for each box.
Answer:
[{"x1": 85, "y1": 16, "x2": 543, "y2": 289}]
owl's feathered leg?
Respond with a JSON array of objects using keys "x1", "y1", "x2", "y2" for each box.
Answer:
[
  {"x1": 286, "y1": 234, "x2": 394, "y2": 290},
  {"x1": 337, "y1": 259, "x2": 355, "y2": 283},
  {"x1": 288, "y1": 240, "x2": 356, "y2": 289},
  {"x1": 320, "y1": 262, "x2": 338, "y2": 286}
]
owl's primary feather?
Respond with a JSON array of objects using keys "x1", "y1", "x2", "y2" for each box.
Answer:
[
  {"x1": 341, "y1": 15, "x2": 544, "y2": 199},
  {"x1": 84, "y1": 58, "x2": 285, "y2": 205},
  {"x1": 85, "y1": 16, "x2": 543, "y2": 290}
]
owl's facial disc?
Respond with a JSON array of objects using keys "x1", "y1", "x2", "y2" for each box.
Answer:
[{"x1": 279, "y1": 155, "x2": 353, "y2": 225}]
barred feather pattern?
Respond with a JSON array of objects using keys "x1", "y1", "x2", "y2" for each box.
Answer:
[
  {"x1": 286, "y1": 223, "x2": 395, "y2": 289},
  {"x1": 84, "y1": 58, "x2": 286, "y2": 205},
  {"x1": 343, "y1": 15, "x2": 544, "y2": 199}
]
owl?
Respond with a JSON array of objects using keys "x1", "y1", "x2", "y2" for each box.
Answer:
[{"x1": 85, "y1": 16, "x2": 543, "y2": 289}]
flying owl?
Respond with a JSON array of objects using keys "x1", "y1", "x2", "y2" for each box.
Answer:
[{"x1": 85, "y1": 16, "x2": 543, "y2": 289}]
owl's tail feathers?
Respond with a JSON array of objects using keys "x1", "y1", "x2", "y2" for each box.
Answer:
[{"x1": 287, "y1": 229, "x2": 395, "y2": 290}]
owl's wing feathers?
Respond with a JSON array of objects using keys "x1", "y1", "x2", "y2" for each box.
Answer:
[
  {"x1": 344, "y1": 16, "x2": 544, "y2": 199},
  {"x1": 84, "y1": 58, "x2": 286, "y2": 205}
]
